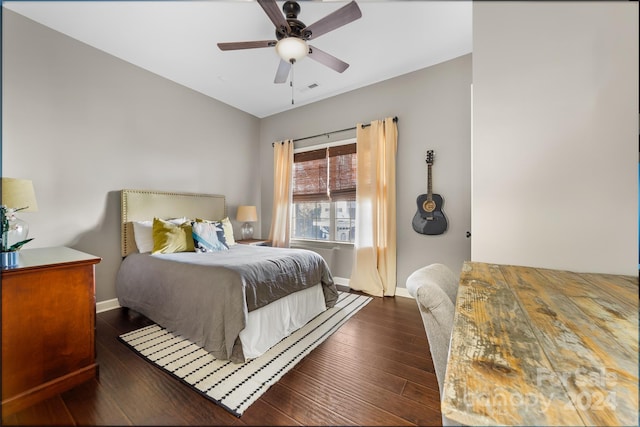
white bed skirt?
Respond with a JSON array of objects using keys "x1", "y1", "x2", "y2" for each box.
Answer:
[{"x1": 239, "y1": 283, "x2": 326, "y2": 360}]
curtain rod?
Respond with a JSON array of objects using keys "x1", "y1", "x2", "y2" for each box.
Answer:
[{"x1": 272, "y1": 116, "x2": 398, "y2": 146}]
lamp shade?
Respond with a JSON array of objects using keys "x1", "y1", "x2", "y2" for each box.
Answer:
[
  {"x1": 236, "y1": 205, "x2": 257, "y2": 222},
  {"x1": 1, "y1": 178, "x2": 38, "y2": 211},
  {"x1": 275, "y1": 37, "x2": 309, "y2": 62}
]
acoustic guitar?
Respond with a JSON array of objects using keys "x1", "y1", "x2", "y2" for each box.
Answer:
[{"x1": 412, "y1": 150, "x2": 448, "y2": 235}]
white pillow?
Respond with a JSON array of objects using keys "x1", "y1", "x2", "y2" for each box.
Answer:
[
  {"x1": 132, "y1": 217, "x2": 188, "y2": 253},
  {"x1": 132, "y1": 220, "x2": 153, "y2": 253}
]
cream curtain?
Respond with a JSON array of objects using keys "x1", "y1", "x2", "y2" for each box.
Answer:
[
  {"x1": 349, "y1": 118, "x2": 398, "y2": 297},
  {"x1": 268, "y1": 140, "x2": 294, "y2": 247}
]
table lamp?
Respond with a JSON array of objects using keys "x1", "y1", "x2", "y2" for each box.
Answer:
[
  {"x1": 2, "y1": 178, "x2": 38, "y2": 249},
  {"x1": 236, "y1": 205, "x2": 257, "y2": 240}
]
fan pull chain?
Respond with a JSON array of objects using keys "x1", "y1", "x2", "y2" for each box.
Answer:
[{"x1": 290, "y1": 61, "x2": 295, "y2": 105}]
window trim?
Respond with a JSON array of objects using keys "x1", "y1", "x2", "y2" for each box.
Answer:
[{"x1": 294, "y1": 137, "x2": 356, "y2": 154}]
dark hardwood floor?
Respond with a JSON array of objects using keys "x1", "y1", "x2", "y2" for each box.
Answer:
[{"x1": 2, "y1": 293, "x2": 442, "y2": 426}]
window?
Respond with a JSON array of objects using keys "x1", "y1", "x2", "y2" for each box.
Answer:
[{"x1": 291, "y1": 141, "x2": 356, "y2": 243}]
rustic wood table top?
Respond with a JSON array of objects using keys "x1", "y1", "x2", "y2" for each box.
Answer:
[{"x1": 442, "y1": 261, "x2": 638, "y2": 426}]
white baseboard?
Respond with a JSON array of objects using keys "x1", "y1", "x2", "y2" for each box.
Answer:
[
  {"x1": 333, "y1": 276, "x2": 350, "y2": 287},
  {"x1": 96, "y1": 298, "x2": 120, "y2": 313},
  {"x1": 334, "y1": 276, "x2": 412, "y2": 299},
  {"x1": 394, "y1": 287, "x2": 412, "y2": 299}
]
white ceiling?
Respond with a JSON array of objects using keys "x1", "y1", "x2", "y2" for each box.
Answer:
[{"x1": 4, "y1": 1, "x2": 472, "y2": 118}]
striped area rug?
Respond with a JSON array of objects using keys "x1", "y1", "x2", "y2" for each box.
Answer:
[{"x1": 118, "y1": 291, "x2": 371, "y2": 417}]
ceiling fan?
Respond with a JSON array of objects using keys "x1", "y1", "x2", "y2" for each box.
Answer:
[{"x1": 218, "y1": 0, "x2": 362, "y2": 84}]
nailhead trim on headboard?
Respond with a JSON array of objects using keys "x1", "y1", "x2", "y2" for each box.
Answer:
[{"x1": 120, "y1": 189, "x2": 227, "y2": 257}]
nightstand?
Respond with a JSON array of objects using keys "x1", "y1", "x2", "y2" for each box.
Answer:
[
  {"x1": 1, "y1": 247, "x2": 101, "y2": 416},
  {"x1": 236, "y1": 239, "x2": 272, "y2": 246}
]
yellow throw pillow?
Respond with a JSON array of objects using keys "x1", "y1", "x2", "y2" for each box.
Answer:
[
  {"x1": 152, "y1": 218, "x2": 195, "y2": 254},
  {"x1": 220, "y1": 217, "x2": 236, "y2": 246}
]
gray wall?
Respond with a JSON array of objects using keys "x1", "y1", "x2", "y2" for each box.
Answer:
[
  {"x1": 10, "y1": 1, "x2": 630, "y2": 304},
  {"x1": 472, "y1": 2, "x2": 638, "y2": 275},
  {"x1": 259, "y1": 55, "x2": 473, "y2": 289},
  {"x1": 2, "y1": 11, "x2": 261, "y2": 302},
  {"x1": 3, "y1": 10, "x2": 472, "y2": 303}
]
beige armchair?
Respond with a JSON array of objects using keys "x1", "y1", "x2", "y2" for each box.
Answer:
[{"x1": 406, "y1": 263, "x2": 460, "y2": 426}]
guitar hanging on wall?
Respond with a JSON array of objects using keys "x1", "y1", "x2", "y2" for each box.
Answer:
[{"x1": 412, "y1": 150, "x2": 448, "y2": 235}]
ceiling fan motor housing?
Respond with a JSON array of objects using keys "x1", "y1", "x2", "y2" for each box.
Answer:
[{"x1": 276, "y1": 1, "x2": 312, "y2": 40}]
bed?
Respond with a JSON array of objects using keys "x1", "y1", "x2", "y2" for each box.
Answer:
[{"x1": 115, "y1": 189, "x2": 338, "y2": 363}]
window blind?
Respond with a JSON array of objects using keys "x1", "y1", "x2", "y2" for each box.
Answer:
[
  {"x1": 328, "y1": 143, "x2": 356, "y2": 201},
  {"x1": 293, "y1": 143, "x2": 356, "y2": 203}
]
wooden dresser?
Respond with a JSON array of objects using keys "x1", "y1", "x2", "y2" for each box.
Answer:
[{"x1": 1, "y1": 247, "x2": 101, "y2": 416}]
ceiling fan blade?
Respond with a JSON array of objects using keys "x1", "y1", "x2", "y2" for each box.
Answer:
[
  {"x1": 308, "y1": 45, "x2": 349, "y2": 73},
  {"x1": 304, "y1": 1, "x2": 362, "y2": 40},
  {"x1": 217, "y1": 40, "x2": 276, "y2": 51},
  {"x1": 257, "y1": 0, "x2": 291, "y2": 36},
  {"x1": 274, "y1": 60, "x2": 292, "y2": 84}
]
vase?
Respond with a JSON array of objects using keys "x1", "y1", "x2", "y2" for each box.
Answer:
[{"x1": 1, "y1": 251, "x2": 19, "y2": 268}]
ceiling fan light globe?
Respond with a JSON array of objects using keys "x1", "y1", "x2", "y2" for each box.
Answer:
[{"x1": 275, "y1": 37, "x2": 308, "y2": 62}]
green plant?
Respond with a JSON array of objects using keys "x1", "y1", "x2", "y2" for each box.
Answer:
[{"x1": 1, "y1": 206, "x2": 34, "y2": 252}]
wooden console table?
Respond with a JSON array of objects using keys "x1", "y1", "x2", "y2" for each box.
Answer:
[
  {"x1": 1, "y1": 247, "x2": 101, "y2": 416},
  {"x1": 443, "y1": 261, "x2": 638, "y2": 426},
  {"x1": 236, "y1": 239, "x2": 272, "y2": 246}
]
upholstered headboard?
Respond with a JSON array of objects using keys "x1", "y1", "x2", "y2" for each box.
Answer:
[{"x1": 121, "y1": 189, "x2": 226, "y2": 257}]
